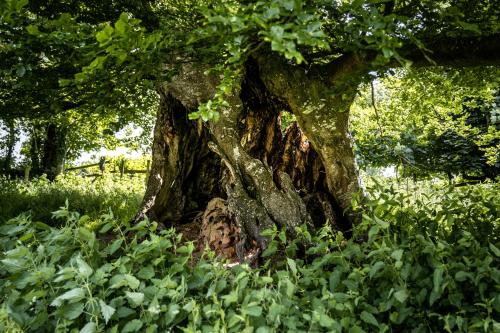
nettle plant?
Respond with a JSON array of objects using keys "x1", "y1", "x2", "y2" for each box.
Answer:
[{"x1": 1, "y1": 182, "x2": 499, "y2": 333}]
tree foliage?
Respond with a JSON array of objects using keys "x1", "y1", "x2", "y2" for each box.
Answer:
[{"x1": 352, "y1": 68, "x2": 500, "y2": 179}]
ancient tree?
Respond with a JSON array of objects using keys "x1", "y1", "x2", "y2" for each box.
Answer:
[{"x1": 87, "y1": 0, "x2": 500, "y2": 257}]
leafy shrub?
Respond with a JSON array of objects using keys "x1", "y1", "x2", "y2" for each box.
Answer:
[{"x1": 0, "y1": 182, "x2": 499, "y2": 332}]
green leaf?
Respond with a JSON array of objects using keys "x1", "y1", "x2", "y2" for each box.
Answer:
[
  {"x1": 368, "y1": 225, "x2": 380, "y2": 240},
  {"x1": 244, "y1": 305, "x2": 262, "y2": 317},
  {"x1": 51, "y1": 288, "x2": 85, "y2": 307},
  {"x1": 116, "y1": 306, "x2": 135, "y2": 318},
  {"x1": 147, "y1": 297, "x2": 160, "y2": 315},
  {"x1": 455, "y1": 271, "x2": 472, "y2": 282},
  {"x1": 76, "y1": 256, "x2": 93, "y2": 278},
  {"x1": 16, "y1": 66, "x2": 26, "y2": 77},
  {"x1": 165, "y1": 304, "x2": 180, "y2": 325},
  {"x1": 382, "y1": 47, "x2": 394, "y2": 58},
  {"x1": 262, "y1": 242, "x2": 278, "y2": 257},
  {"x1": 433, "y1": 267, "x2": 444, "y2": 293},
  {"x1": 489, "y1": 243, "x2": 500, "y2": 257},
  {"x1": 79, "y1": 322, "x2": 97, "y2": 333},
  {"x1": 122, "y1": 319, "x2": 143, "y2": 332},
  {"x1": 138, "y1": 266, "x2": 155, "y2": 280},
  {"x1": 360, "y1": 311, "x2": 379, "y2": 327},
  {"x1": 287, "y1": 258, "x2": 297, "y2": 275},
  {"x1": 110, "y1": 274, "x2": 140, "y2": 289},
  {"x1": 26, "y1": 25, "x2": 40, "y2": 36},
  {"x1": 391, "y1": 249, "x2": 403, "y2": 262},
  {"x1": 60, "y1": 302, "x2": 84, "y2": 320},
  {"x1": 349, "y1": 325, "x2": 366, "y2": 333},
  {"x1": 99, "y1": 299, "x2": 115, "y2": 324},
  {"x1": 319, "y1": 312, "x2": 335, "y2": 328},
  {"x1": 329, "y1": 269, "x2": 343, "y2": 291},
  {"x1": 105, "y1": 239, "x2": 123, "y2": 255},
  {"x1": 394, "y1": 289, "x2": 408, "y2": 303},
  {"x1": 429, "y1": 289, "x2": 441, "y2": 306},
  {"x1": 125, "y1": 291, "x2": 145, "y2": 306},
  {"x1": 115, "y1": 19, "x2": 128, "y2": 35},
  {"x1": 369, "y1": 261, "x2": 385, "y2": 278}
]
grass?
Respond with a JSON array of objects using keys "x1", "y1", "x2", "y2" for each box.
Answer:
[{"x1": 0, "y1": 174, "x2": 145, "y2": 224}]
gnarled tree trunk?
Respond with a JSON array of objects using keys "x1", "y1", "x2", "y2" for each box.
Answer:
[
  {"x1": 133, "y1": 88, "x2": 222, "y2": 225},
  {"x1": 256, "y1": 54, "x2": 366, "y2": 226},
  {"x1": 137, "y1": 57, "x2": 364, "y2": 258}
]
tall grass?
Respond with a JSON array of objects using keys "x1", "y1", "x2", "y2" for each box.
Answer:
[{"x1": 0, "y1": 174, "x2": 145, "y2": 223}]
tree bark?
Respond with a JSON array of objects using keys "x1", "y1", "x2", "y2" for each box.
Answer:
[
  {"x1": 41, "y1": 123, "x2": 67, "y2": 181},
  {"x1": 133, "y1": 87, "x2": 222, "y2": 225},
  {"x1": 29, "y1": 126, "x2": 41, "y2": 175},
  {"x1": 256, "y1": 54, "x2": 366, "y2": 226},
  {"x1": 1, "y1": 119, "x2": 16, "y2": 171}
]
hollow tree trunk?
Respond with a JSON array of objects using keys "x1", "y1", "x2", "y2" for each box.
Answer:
[
  {"x1": 256, "y1": 54, "x2": 366, "y2": 226},
  {"x1": 137, "y1": 60, "x2": 358, "y2": 258},
  {"x1": 133, "y1": 87, "x2": 222, "y2": 225},
  {"x1": 41, "y1": 123, "x2": 67, "y2": 181}
]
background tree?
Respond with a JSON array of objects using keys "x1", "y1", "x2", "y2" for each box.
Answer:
[
  {"x1": 352, "y1": 68, "x2": 500, "y2": 181},
  {"x1": 0, "y1": 0, "x2": 157, "y2": 179}
]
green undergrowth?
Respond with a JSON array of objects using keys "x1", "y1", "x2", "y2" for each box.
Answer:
[
  {"x1": 0, "y1": 182, "x2": 499, "y2": 332},
  {"x1": 0, "y1": 174, "x2": 145, "y2": 224}
]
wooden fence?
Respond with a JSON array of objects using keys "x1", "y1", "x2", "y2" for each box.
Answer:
[
  {"x1": 64, "y1": 157, "x2": 151, "y2": 178},
  {"x1": 19, "y1": 157, "x2": 151, "y2": 181}
]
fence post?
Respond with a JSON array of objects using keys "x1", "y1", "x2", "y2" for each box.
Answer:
[
  {"x1": 99, "y1": 157, "x2": 106, "y2": 175},
  {"x1": 120, "y1": 159, "x2": 125, "y2": 178}
]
